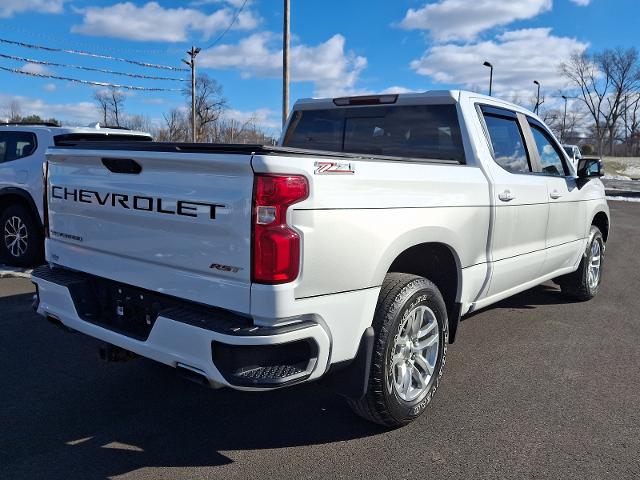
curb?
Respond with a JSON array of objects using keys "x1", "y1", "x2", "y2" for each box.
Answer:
[{"x1": 605, "y1": 189, "x2": 640, "y2": 198}]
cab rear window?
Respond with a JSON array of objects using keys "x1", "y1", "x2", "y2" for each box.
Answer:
[{"x1": 282, "y1": 104, "x2": 465, "y2": 162}]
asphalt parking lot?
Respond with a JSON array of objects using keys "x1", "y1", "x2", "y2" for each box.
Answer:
[{"x1": 1, "y1": 201, "x2": 639, "y2": 480}]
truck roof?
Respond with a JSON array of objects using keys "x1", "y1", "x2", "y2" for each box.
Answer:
[
  {"x1": 0, "y1": 123, "x2": 151, "y2": 138},
  {"x1": 292, "y1": 89, "x2": 539, "y2": 120}
]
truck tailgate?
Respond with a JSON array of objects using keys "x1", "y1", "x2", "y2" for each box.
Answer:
[{"x1": 45, "y1": 149, "x2": 254, "y2": 314}]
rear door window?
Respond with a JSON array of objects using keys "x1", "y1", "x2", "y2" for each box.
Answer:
[
  {"x1": 283, "y1": 104, "x2": 465, "y2": 162},
  {"x1": 0, "y1": 131, "x2": 37, "y2": 163},
  {"x1": 482, "y1": 113, "x2": 531, "y2": 174}
]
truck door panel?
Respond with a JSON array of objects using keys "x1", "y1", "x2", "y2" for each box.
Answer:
[
  {"x1": 479, "y1": 107, "x2": 549, "y2": 297},
  {"x1": 526, "y1": 120, "x2": 587, "y2": 274}
]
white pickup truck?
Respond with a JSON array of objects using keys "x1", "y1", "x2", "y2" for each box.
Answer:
[{"x1": 32, "y1": 91, "x2": 609, "y2": 427}]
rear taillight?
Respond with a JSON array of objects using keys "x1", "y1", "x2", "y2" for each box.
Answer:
[
  {"x1": 43, "y1": 161, "x2": 49, "y2": 238},
  {"x1": 252, "y1": 174, "x2": 309, "y2": 284}
]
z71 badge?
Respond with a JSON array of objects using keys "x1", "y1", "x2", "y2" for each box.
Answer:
[{"x1": 314, "y1": 161, "x2": 355, "y2": 175}]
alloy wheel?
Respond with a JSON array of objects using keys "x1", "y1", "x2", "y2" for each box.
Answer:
[
  {"x1": 390, "y1": 305, "x2": 440, "y2": 402},
  {"x1": 4, "y1": 216, "x2": 28, "y2": 258}
]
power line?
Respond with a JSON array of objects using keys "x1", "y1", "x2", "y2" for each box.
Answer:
[
  {"x1": 0, "y1": 23, "x2": 175, "y2": 55},
  {"x1": 0, "y1": 53, "x2": 186, "y2": 81},
  {"x1": 0, "y1": 37, "x2": 188, "y2": 72},
  {"x1": 205, "y1": 0, "x2": 249, "y2": 49},
  {"x1": 0, "y1": 65, "x2": 183, "y2": 92}
]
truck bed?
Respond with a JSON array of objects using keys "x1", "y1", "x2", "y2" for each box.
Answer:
[{"x1": 51, "y1": 141, "x2": 461, "y2": 164}]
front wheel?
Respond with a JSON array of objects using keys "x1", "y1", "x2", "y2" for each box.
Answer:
[
  {"x1": 348, "y1": 273, "x2": 448, "y2": 427},
  {"x1": 558, "y1": 225, "x2": 604, "y2": 301}
]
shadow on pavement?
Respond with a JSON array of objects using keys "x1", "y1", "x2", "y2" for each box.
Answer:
[
  {"x1": 463, "y1": 283, "x2": 574, "y2": 321},
  {"x1": 0, "y1": 291, "x2": 386, "y2": 480}
]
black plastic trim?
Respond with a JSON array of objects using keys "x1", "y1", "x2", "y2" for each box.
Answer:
[
  {"x1": 0, "y1": 186, "x2": 42, "y2": 226},
  {"x1": 101, "y1": 157, "x2": 142, "y2": 174},
  {"x1": 31, "y1": 265, "x2": 319, "y2": 339},
  {"x1": 212, "y1": 338, "x2": 319, "y2": 388},
  {"x1": 319, "y1": 327, "x2": 374, "y2": 400},
  {"x1": 448, "y1": 302, "x2": 462, "y2": 344},
  {"x1": 50, "y1": 141, "x2": 461, "y2": 165}
]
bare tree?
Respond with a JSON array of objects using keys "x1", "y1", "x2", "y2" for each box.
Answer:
[
  {"x1": 561, "y1": 52, "x2": 611, "y2": 155},
  {"x1": 122, "y1": 114, "x2": 154, "y2": 134},
  {"x1": 93, "y1": 87, "x2": 126, "y2": 126},
  {"x1": 158, "y1": 108, "x2": 189, "y2": 141},
  {"x1": 106, "y1": 87, "x2": 126, "y2": 126},
  {"x1": 598, "y1": 47, "x2": 640, "y2": 154},
  {"x1": 183, "y1": 73, "x2": 227, "y2": 141},
  {"x1": 93, "y1": 90, "x2": 109, "y2": 125},
  {"x1": 561, "y1": 48, "x2": 640, "y2": 155},
  {"x1": 3, "y1": 99, "x2": 22, "y2": 122},
  {"x1": 623, "y1": 93, "x2": 640, "y2": 155}
]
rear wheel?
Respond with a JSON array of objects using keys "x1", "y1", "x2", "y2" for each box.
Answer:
[
  {"x1": 557, "y1": 225, "x2": 604, "y2": 301},
  {"x1": 0, "y1": 204, "x2": 43, "y2": 267},
  {"x1": 348, "y1": 273, "x2": 448, "y2": 427}
]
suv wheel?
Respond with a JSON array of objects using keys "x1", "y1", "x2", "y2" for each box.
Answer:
[
  {"x1": 0, "y1": 204, "x2": 43, "y2": 267},
  {"x1": 348, "y1": 273, "x2": 448, "y2": 427}
]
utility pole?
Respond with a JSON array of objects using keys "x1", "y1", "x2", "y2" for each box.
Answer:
[
  {"x1": 562, "y1": 95, "x2": 568, "y2": 142},
  {"x1": 183, "y1": 46, "x2": 201, "y2": 142},
  {"x1": 282, "y1": 0, "x2": 290, "y2": 128}
]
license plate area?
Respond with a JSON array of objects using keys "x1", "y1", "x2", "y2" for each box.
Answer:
[{"x1": 68, "y1": 277, "x2": 177, "y2": 341}]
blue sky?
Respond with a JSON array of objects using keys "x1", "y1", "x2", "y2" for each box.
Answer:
[{"x1": 0, "y1": 0, "x2": 638, "y2": 133}]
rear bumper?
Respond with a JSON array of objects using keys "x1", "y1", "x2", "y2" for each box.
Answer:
[{"x1": 32, "y1": 266, "x2": 331, "y2": 390}]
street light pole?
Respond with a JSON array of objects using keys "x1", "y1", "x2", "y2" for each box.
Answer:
[
  {"x1": 183, "y1": 46, "x2": 201, "y2": 143},
  {"x1": 533, "y1": 80, "x2": 541, "y2": 114},
  {"x1": 282, "y1": 0, "x2": 290, "y2": 128},
  {"x1": 483, "y1": 61, "x2": 493, "y2": 96},
  {"x1": 561, "y1": 95, "x2": 568, "y2": 142}
]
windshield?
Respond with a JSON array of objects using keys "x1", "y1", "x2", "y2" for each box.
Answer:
[{"x1": 282, "y1": 104, "x2": 465, "y2": 162}]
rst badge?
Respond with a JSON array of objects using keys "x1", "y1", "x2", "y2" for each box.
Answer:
[{"x1": 314, "y1": 161, "x2": 355, "y2": 175}]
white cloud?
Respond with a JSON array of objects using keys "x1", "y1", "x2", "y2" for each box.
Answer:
[
  {"x1": 199, "y1": 33, "x2": 367, "y2": 97},
  {"x1": 570, "y1": 0, "x2": 591, "y2": 5},
  {"x1": 399, "y1": 0, "x2": 552, "y2": 41},
  {"x1": 19, "y1": 63, "x2": 51, "y2": 75},
  {"x1": 225, "y1": 108, "x2": 280, "y2": 130},
  {"x1": 411, "y1": 28, "x2": 589, "y2": 98},
  {"x1": 379, "y1": 86, "x2": 421, "y2": 94},
  {"x1": 190, "y1": 0, "x2": 250, "y2": 6},
  {"x1": 72, "y1": 1, "x2": 259, "y2": 42},
  {"x1": 0, "y1": 94, "x2": 99, "y2": 125},
  {"x1": 142, "y1": 97, "x2": 166, "y2": 105},
  {"x1": 0, "y1": 0, "x2": 66, "y2": 17},
  {"x1": 43, "y1": 83, "x2": 57, "y2": 92}
]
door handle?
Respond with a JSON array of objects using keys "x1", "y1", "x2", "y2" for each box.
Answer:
[
  {"x1": 550, "y1": 190, "x2": 562, "y2": 199},
  {"x1": 498, "y1": 189, "x2": 516, "y2": 202}
]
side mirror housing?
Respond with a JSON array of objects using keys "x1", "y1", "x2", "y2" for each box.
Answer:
[{"x1": 577, "y1": 157, "x2": 603, "y2": 179}]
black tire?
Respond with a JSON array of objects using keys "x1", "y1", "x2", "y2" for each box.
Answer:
[
  {"x1": 0, "y1": 204, "x2": 43, "y2": 267},
  {"x1": 557, "y1": 225, "x2": 604, "y2": 301},
  {"x1": 348, "y1": 273, "x2": 448, "y2": 428}
]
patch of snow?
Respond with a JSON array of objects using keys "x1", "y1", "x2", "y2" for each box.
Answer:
[
  {"x1": 0, "y1": 264, "x2": 32, "y2": 279},
  {"x1": 606, "y1": 196, "x2": 640, "y2": 203},
  {"x1": 603, "y1": 173, "x2": 632, "y2": 180},
  {"x1": 623, "y1": 166, "x2": 640, "y2": 178}
]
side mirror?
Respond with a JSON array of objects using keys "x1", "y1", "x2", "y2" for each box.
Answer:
[{"x1": 577, "y1": 157, "x2": 603, "y2": 179}]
